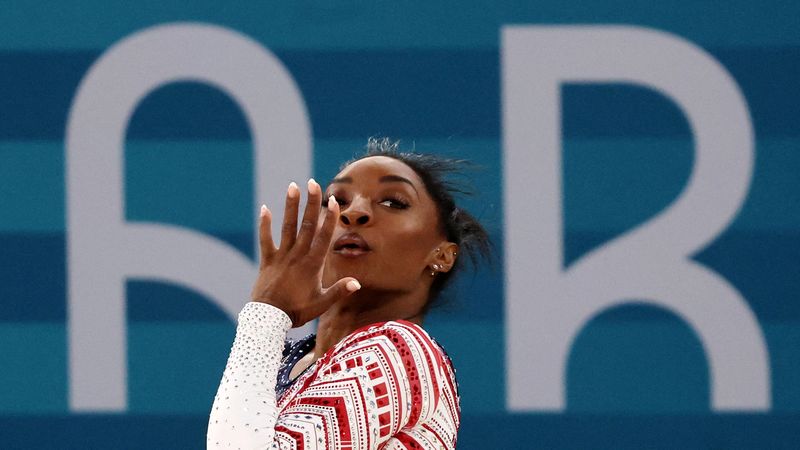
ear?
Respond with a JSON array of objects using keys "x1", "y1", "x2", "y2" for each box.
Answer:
[{"x1": 427, "y1": 241, "x2": 459, "y2": 274}]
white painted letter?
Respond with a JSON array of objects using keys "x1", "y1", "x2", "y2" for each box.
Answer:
[
  {"x1": 503, "y1": 26, "x2": 770, "y2": 411},
  {"x1": 66, "y1": 23, "x2": 311, "y2": 411}
]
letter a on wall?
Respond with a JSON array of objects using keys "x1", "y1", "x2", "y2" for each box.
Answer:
[{"x1": 66, "y1": 23, "x2": 312, "y2": 412}]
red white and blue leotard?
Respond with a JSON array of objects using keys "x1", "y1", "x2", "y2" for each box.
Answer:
[{"x1": 208, "y1": 302, "x2": 461, "y2": 449}]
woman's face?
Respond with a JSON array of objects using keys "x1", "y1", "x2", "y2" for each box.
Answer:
[{"x1": 321, "y1": 156, "x2": 445, "y2": 293}]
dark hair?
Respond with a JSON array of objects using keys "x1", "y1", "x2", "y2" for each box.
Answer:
[{"x1": 342, "y1": 137, "x2": 492, "y2": 311}]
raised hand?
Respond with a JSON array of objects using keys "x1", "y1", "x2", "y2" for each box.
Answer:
[{"x1": 250, "y1": 179, "x2": 361, "y2": 327}]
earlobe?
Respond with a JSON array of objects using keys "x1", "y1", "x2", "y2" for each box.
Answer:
[{"x1": 430, "y1": 242, "x2": 459, "y2": 273}]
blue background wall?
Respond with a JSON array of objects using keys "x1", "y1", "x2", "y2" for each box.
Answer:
[{"x1": 1, "y1": 1, "x2": 799, "y2": 448}]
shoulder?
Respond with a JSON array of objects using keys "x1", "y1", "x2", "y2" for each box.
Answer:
[
  {"x1": 317, "y1": 321, "x2": 452, "y2": 428},
  {"x1": 334, "y1": 320, "x2": 445, "y2": 366},
  {"x1": 320, "y1": 320, "x2": 452, "y2": 396}
]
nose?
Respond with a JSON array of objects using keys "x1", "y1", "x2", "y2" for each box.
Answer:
[{"x1": 340, "y1": 196, "x2": 371, "y2": 226}]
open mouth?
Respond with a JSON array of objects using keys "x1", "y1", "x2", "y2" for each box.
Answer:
[{"x1": 333, "y1": 233, "x2": 372, "y2": 257}]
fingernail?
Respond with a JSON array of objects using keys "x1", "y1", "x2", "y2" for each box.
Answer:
[
  {"x1": 346, "y1": 280, "x2": 361, "y2": 292},
  {"x1": 308, "y1": 178, "x2": 317, "y2": 192},
  {"x1": 328, "y1": 195, "x2": 336, "y2": 211},
  {"x1": 288, "y1": 181, "x2": 299, "y2": 198},
  {"x1": 260, "y1": 205, "x2": 267, "y2": 217}
]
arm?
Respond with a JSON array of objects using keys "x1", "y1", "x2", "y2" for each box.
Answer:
[{"x1": 207, "y1": 302, "x2": 292, "y2": 449}]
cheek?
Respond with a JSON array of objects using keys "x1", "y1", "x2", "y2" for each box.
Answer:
[{"x1": 377, "y1": 221, "x2": 437, "y2": 265}]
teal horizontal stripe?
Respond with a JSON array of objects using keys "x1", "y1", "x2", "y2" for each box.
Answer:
[
  {"x1": 0, "y1": 324, "x2": 67, "y2": 413},
  {"x1": 1, "y1": 413, "x2": 799, "y2": 449},
  {"x1": 0, "y1": 141, "x2": 65, "y2": 233},
  {"x1": 1, "y1": 1, "x2": 800, "y2": 50},
  {"x1": 458, "y1": 413, "x2": 800, "y2": 450},
  {"x1": 1, "y1": 47, "x2": 799, "y2": 140},
  {"x1": 1, "y1": 321, "x2": 798, "y2": 413},
  {"x1": 7, "y1": 228, "x2": 796, "y2": 324},
  {"x1": 2, "y1": 138, "x2": 797, "y2": 233},
  {"x1": 0, "y1": 414, "x2": 209, "y2": 449},
  {"x1": 1, "y1": 413, "x2": 798, "y2": 449},
  {"x1": 563, "y1": 137, "x2": 800, "y2": 233}
]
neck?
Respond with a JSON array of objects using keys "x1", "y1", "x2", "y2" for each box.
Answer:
[{"x1": 312, "y1": 287, "x2": 427, "y2": 359}]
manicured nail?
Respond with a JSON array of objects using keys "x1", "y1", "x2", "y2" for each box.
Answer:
[
  {"x1": 288, "y1": 181, "x2": 299, "y2": 198},
  {"x1": 307, "y1": 178, "x2": 317, "y2": 192},
  {"x1": 328, "y1": 195, "x2": 336, "y2": 211},
  {"x1": 260, "y1": 205, "x2": 267, "y2": 217},
  {"x1": 346, "y1": 280, "x2": 361, "y2": 292}
]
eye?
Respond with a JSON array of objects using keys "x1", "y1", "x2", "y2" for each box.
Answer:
[
  {"x1": 378, "y1": 197, "x2": 409, "y2": 209},
  {"x1": 321, "y1": 195, "x2": 348, "y2": 208}
]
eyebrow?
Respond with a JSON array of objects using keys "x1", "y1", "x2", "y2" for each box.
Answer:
[{"x1": 330, "y1": 175, "x2": 419, "y2": 197}]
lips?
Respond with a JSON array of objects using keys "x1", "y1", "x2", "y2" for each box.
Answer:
[{"x1": 333, "y1": 232, "x2": 372, "y2": 257}]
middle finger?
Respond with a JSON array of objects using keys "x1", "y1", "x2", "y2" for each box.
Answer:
[
  {"x1": 279, "y1": 181, "x2": 300, "y2": 252},
  {"x1": 293, "y1": 178, "x2": 322, "y2": 253}
]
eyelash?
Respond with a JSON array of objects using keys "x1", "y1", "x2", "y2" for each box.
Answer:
[
  {"x1": 320, "y1": 195, "x2": 409, "y2": 210},
  {"x1": 379, "y1": 196, "x2": 410, "y2": 209}
]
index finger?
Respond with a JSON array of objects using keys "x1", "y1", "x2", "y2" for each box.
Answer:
[
  {"x1": 258, "y1": 204, "x2": 277, "y2": 266},
  {"x1": 293, "y1": 178, "x2": 323, "y2": 253}
]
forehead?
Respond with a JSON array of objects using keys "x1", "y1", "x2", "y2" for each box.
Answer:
[{"x1": 335, "y1": 156, "x2": 424, "y2": 187}]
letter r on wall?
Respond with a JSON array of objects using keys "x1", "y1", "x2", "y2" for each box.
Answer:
[{"x1": 502, "y1": 26, "x2": 770, "y2": 411}]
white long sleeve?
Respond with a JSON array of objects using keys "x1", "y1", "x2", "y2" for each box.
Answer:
[{"x1": 207, "y1": 302, "x2": 292, "y2": 449}]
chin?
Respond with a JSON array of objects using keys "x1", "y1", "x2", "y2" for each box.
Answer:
[{"x1": 323, "y1": 264, "x2": 368, "y2": 286}]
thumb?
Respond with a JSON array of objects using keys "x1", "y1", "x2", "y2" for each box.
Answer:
[{"x1": 320, "y1": 277, "x2": 361, "y2": 307}]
